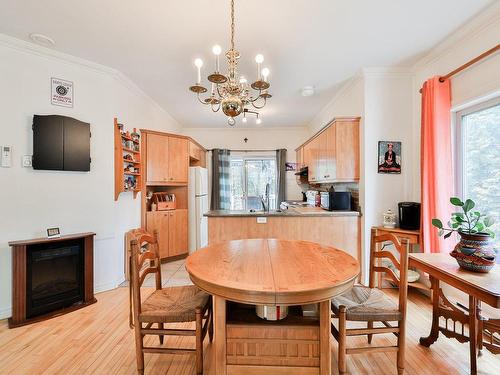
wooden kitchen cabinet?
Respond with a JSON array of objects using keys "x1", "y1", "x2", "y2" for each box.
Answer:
[
  {"x1": 146, "y1": 133, "x2": 169, "y2": 184},
  {"x1": 335, "y1": 119, "x2": 359, "y2": 181},
  {"x1": 167, "y1": 137, "x2": 189, "y2": 183},
  {"x1": 145, "y1": 209, "x2": 188, "y2": 259},
  {"x1": 168, "y1": 209, "x2": 188, "y2": 257},
  {"x1": 144, "y1": 132, "x2": 189, "y2": 185},
  {"x1": 146, "y1": 211, "x2": 170, "y2": 258},
  {"x1": 297, "y1": 117, "x2": 360, "y2": 183}
]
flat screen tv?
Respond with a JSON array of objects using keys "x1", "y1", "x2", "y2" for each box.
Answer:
[{"x1": 32, "y1": 115, "x2": 91, "y2": 171}]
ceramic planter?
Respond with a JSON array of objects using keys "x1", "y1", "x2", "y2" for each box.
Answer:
[{"x1": 450, "y1": 232, "x2": 496, "y2": 273}]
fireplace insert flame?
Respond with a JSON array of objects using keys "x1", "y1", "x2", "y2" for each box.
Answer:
[{"x1": 26, "y1": 239, "x2": 84, "y2": 318}]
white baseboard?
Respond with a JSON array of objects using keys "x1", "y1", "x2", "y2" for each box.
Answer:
[{"x1": 0, "y1": 306, "x2": 12, "y2": 320}]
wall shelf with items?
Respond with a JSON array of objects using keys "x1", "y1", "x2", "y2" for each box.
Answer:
[{"x1": 114, "y1": 117, "x2": 142, "y2": 201}]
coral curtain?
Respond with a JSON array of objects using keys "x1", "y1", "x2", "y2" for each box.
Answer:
[{"x1": 420, "y1": 76, "x2": 454, "y2": 253}]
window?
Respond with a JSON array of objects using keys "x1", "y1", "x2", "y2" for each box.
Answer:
[
  {"x1": 229, "y1": 155, "x2": 277, "y2": 211},
  {"x1": 455, "y1": 98, "x2": 500, "y2": 248}
]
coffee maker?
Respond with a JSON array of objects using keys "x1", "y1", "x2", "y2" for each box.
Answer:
[{"x1": 398, "y1": 202, "x2": 421, "y2": 230}]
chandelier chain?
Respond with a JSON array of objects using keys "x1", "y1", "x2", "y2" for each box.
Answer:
[{"x1": 230, "y1": 0, "x2": 235, "y2": 50}]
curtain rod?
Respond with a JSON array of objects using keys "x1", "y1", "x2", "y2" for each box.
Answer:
[{"x1": 418, "y1": 44, "x2": 500, "y2": 93}]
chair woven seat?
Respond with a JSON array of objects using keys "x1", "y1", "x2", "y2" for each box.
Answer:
[
  {"x1": 331, "y1": 285, "x2": 402, "y2": 322},
  {"x1": 139, "y1": 285, "x2": 210, "y2": 323}
]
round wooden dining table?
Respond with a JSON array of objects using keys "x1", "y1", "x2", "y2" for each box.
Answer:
[{"x1": 186, "y1": 239, "x2": 360, "y2": 375}]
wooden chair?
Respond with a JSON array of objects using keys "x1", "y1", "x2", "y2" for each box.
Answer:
[
  {"x1": 128, "y1": 228, "x2": 213, "y2": 374},
  {"x1": 331, "y1": 228, "x2": 410, "y2": 374}
]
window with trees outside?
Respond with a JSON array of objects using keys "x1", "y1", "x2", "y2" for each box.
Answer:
[
  {"x1": 455, "y1": 97, "x2": 500, "y2": 249},
  {"x1": 229, "y1": 155, "x2": 277, "y2": 211}
]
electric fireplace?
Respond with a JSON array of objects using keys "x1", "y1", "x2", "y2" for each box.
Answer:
[{"x1": 8, "y1": 233, "x2": 96, "y2": 328}]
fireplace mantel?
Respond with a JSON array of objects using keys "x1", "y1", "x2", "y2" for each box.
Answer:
[{"x1": 8, "y1": 232, "x2": 96, "y2": 328}]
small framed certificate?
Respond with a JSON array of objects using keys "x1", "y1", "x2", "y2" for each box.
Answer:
[{"x1": 47, "y1": 227, "x2": 61, "y2": 238}]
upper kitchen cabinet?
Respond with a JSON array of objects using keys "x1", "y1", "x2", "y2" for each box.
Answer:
[
  {"x1": 296, "y1": 117, "x2": 360, "y2": 183},
  {"x1": 189, "y1": 139, "x2": 207, "y2": 168},
  {"x1": 334, "y1": 118, "x2": 360, "y2": 181},
  {"x1": 142, "y1": 130, "x2": 189, "y2": 185}
]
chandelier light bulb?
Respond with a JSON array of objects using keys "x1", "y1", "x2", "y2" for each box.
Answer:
[
  {"x1": 261, "y1": 68, "x2": 270, "y2": 82},
  {"x1": 256, "y1": 117, "x2": 262, "y2": 125},
  {"x1": 212, "y1": 45, "x2": 222, "y2": 55},
  {"x1": 194, "y1": 58, "x2": 204, "y2": 68},
  {"x1": 255, "y1": 54, "x2": 264, "y2": 64},
  {"x1": 242, "y1": 116, "x2": 247, "y2": 123},
  {"x1": 239, "y1": 76, "x2": 247, "y2": 84}
]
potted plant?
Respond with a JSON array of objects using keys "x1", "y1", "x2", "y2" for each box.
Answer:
[{"x1": 432, "y1": 197, "x2": 496, "y2": 272}]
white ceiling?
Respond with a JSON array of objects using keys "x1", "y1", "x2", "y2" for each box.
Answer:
[{"x1": 0, "y1": 0, "x2": 493, "y2": 128}]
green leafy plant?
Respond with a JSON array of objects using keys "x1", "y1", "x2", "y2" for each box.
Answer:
[{"x1": 432, "y1": 197, "x2": 495, "y2": 239}]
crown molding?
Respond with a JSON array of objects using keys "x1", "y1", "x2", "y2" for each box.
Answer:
[
  {"x1": 413, "y1": 1, "x2": 500, "y2": 70},
  {"x1": 0, "y1": 33, "x2": 181, "y2": 129},
  {"x1": 182, "y1": 125, "x2": 310, "y2": 132}
]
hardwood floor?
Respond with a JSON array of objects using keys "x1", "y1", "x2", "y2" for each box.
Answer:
[{"x1": 0, "y1": 277, "x2": 499, "y2": 374}]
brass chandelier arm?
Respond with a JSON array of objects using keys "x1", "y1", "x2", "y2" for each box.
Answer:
[
  {"x1": 251, "y1": 96, "x2": 267, "y2": 109},
  {"x1": 196, "y1": 93, "x2": 211, "y2": 105},
  {"x1": 211, "y1": 102, "x2": 221, "y2": 112}
]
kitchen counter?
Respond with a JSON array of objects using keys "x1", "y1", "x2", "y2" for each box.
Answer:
[{"x1": 204, "y1": 207, "x2": 360, "y2": 217}]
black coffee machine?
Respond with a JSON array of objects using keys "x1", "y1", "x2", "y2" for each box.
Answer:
[{"x1": 398, "y1": 202, "x2": 421, "y2": 230}]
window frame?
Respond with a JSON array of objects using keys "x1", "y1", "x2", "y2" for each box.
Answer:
[
  {"x1": 453, "y1": 96, "x2": 500, "y2": 198},
  {"x1": 229, "y1": 153, "x2": 278, "y2": 211}
]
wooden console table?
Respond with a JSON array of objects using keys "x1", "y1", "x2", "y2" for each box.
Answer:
[
  {"x1": 372, "y1": 226, "x2": 430, "y2": 293},
  {"x1": 410, "y1": 253, "x2": 500, "y2": 375},
  {"x1": 186, "y1": 239, "x2": 360, "y2": 375}
]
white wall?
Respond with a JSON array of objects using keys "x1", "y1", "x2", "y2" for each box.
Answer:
[
  {"x1": 0, "y1": 35, "x2": 179, "y2": 318},
  {"x1": 181, "y1": 127, "x2": 309, "y2": 201}
]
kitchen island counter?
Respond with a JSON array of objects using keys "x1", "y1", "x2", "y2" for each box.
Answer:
[
  {"x1": 206, "y1": 208, "x2": 362, "y2": 274},
  {"x1": 204, "y1": 208, "x2": 361, "y2": 217}
]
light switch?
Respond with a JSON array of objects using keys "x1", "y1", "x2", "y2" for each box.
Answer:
[{"x1": 257, "y1": 217, "x2": 267, "y2": 224}]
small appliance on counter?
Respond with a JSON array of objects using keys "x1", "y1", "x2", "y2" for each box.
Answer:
[
  {"x1": 305, "y1": 190, "x2": 319, "y2": 206},
  {"x1": 320, "y1": 187, "x2": 352, "y2": 211},
  {"x1": 398, "y1": 202, "x2": 421, "y2": 230}
]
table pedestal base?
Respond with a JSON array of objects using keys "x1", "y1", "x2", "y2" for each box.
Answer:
[
  {"x1": 419, "y1": 277, "x2": 483, "y2": 374},
  {"x1": 213, "y1": 297, "x2": 332, "y2": 375}
]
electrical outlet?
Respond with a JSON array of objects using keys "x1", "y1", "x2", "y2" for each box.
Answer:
[
  {"x1": 256, "y1": 217, "x2": 267, "y2": 224},
  {"x1": 22, "y1": 155, "x2": 32, "y2": 167}
]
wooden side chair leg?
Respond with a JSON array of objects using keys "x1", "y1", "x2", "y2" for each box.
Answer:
[
  {"x1": 134, "y1": 323, "x2": 145, "y2": 374},
  {"x1": 338, "y1": 306, "x2": 347, "y2": 375},
  {"x1": 159, "y1": 322, "x2": 164, "y2": 345},
  {"x1": 367, "y1": 321, "x2": 374, "y2": 344},
  {"x1": 196, "y1": 307, "x2": 203, "y2": 375},
  {"x1": 397, "y1": 321, "x2": 406, "y2": 375}
]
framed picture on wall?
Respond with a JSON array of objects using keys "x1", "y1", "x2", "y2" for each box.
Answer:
[
  {"x1": 378, "y1": 141, "x2": 401, "y2": 174},
  {"x1": 285, "y1": 162, "x2": 297, "y2": 172}
]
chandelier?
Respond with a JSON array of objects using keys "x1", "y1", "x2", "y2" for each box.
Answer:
[{"x1": 189, "y1": 0, "x2": 272, "y2": 126}]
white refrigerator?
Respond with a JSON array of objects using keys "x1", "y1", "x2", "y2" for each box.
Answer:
[{"x1": 188, "y1": 166, "x2": 209, "y2": 253}]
